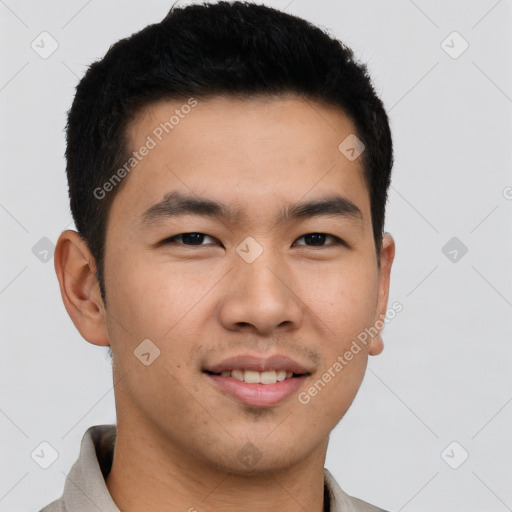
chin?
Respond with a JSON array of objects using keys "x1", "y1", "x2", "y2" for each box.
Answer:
[{"x1": 205, "y1": 437, "x2": 317, "y2": 476}]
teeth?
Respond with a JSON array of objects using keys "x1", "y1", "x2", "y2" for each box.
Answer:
[
  {"x1": 231, "y1": 369, "x2": 244, "y2": 381},
  {"x1": 276, "y1": 370, "x2": 287, "y2": 381},
  {"x1": 218, "y1": 369, "x2": 295, "y2": 384},
  {"x1": 260, "y1": 370, "x2": 277, "y2": 385},
  {"x1": 244, "y1": 370, "x2": 261, "y2": 384}
]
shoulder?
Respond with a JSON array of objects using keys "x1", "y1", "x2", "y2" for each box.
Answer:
[
  {"x1": 39, "y1": 498, "x2": 65, "y2": 512},
  {"x1": 324, "y1": 468, "x2": 391, "y2": 512}
]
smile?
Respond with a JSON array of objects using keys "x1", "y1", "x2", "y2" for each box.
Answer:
[
  {"x1": 207, "y1": 369, "x2": 295, "y2": 384},
  {"x1": 204, "y1": 371, "x2": 309, "y2": 407}
]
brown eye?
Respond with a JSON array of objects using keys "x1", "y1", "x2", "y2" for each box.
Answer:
[
  {"x1": 164, "y1": 232, "x2": 219, "y2": 246},
  {"x1": 293, "y1": 233, "x2": 345, "y2": 247}
]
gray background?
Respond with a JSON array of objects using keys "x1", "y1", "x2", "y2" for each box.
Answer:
[{"x1": 1, "y1": 0, "x2": 511, "y2": 511}]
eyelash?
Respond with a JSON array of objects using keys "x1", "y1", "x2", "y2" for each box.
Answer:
[{"x1": 162, "y1": 232, "x2": 348, "y2": 248}]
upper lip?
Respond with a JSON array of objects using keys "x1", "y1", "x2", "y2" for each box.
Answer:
[{"x1": 204, "y1": 354, "x2": 312, "y2": 375}]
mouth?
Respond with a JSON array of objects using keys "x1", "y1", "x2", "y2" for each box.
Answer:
[
  {"x1": 203, "y1": 368, "x2": 307, "y2": 384},
  {"x1": 202, "y1": 353, "x2": 313, "y2": 407}
]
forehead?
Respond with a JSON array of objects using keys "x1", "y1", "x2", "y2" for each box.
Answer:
[{"x1": 111, "y1": 94, "x2": 370, "y2": 230}]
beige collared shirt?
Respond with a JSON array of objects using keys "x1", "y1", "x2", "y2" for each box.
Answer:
[{"x1": 39, "y1": 425, "x2": 388, "y2": 512}]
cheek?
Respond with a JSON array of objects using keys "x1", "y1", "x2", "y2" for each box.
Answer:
[
  {"x1": 298, "y1": 259, "x2": 378, "y2": 340},
  {"x1": 302, "y1": 263, "x2": 377, "y2": 416},
  {"x1": 105, "y1": 249, "x2": 219, "y2": 341}
]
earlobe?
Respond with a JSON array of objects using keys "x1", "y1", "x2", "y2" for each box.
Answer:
[
  {"x1": 369, "y1": 232, "x2": 396, "y2": 356},
  {"x1": 369, "y1": 332, "x2": 384, "y2": 356},
  {"x1": 54, "y1": 230, "x2": 110, "y2": 347}
]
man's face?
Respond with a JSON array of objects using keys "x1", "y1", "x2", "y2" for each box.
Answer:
[{"x1": 101, "y1": 94, "x2": 393, "y2": 473}]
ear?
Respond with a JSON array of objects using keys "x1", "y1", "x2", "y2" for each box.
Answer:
[
  {"x1": 369, "y1": 232, "x2": 395, "y2": 356},
  {"x1": 54, "y1": 230, "x2": 110, "y2": 347}
]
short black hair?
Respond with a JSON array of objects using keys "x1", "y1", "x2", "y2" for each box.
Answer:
[{"x1": 65, "y1": 0, "x2": 393, "y2": 308}]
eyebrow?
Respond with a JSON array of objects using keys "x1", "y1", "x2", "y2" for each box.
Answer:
[{"x1": 139, "y1": 190, "x2": 363, "y2": 228}]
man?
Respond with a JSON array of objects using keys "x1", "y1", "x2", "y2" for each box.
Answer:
[{"x1": 41, "y1": 1, "x2": 395, "y2": 511}]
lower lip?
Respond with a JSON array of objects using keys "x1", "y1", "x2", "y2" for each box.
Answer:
[{"x1": 205, "y1": 373, "x2": 308, "y2": 407}]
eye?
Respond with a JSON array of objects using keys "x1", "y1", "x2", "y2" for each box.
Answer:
[
  {"x1": 164, "y1": 232, "x2": 220, "y2": 246},
  {"x1": 293, "y1": 233, "x2": 346, "y2": 247},
  {"x1": 161, "y1": 232, "x2": 347, "y2": 249}
]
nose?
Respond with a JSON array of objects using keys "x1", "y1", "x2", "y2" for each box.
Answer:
[{"x1": 218, "y1": 249, "x2": 304, "y2": 336}]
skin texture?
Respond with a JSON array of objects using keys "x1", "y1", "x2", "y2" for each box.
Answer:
[{"x1": 54, "y1": 94, "x2": 395, "y2": 512}]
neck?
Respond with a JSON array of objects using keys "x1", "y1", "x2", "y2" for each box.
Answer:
[{"x1": 105, "y1": 419, "x2": 329, "y2": 512}]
